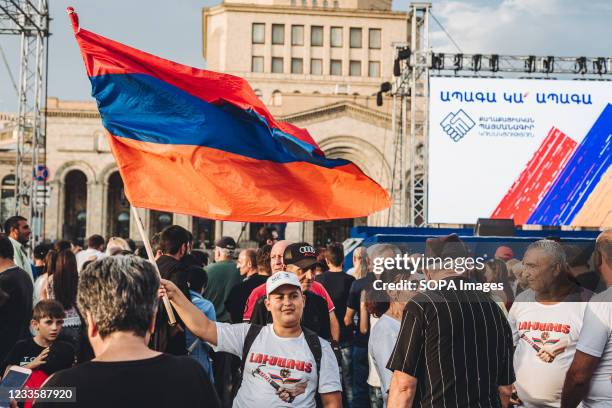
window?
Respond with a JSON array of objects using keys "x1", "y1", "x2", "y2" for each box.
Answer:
[
  {"x1": 252, "y1": 56, "x2": 264, "y2": 73},
  {"x1": 368, "y1": 61, "x2": 380, "y2": 77},
  {"x1": 311, "y1": 26, "x2": 323, "y2": 46},
  {"x1": 369, "y1": 28, "x2": 381, "y2": 49},
  {"x1": 64, "y1": 170, "x2": 88, "y2": 241},
  {"x1": 252, "y1": 23, "x2": 265, "y2": 44},
  {"x1": 272, "y1": 57, "x2": 284, "y2": 73},
  {"x1": 106, "y1": 172, "x2": 130, "y2": 238},
  {"x1": 272, "y1": 24, "x2": 285, "y2": 45},
  {"x1": 291, "y1": 58, "x2": 303, "y2": 74},
  {"x1": 150, "y1": 210, "x2": 172, "y2": 238},
  {"x1": 350, "y1": 27, "x2": 362, "y2": 48},
  {"x1": 291, "y1": 25, "x2": 304, "y2": 45},
  {"x1": 254, "y1": 89, "x2": 263, "y2": 98},
  {"x1": 272, "y1": 90, "x2": 282, "y2": 106},
  {"x1": 349, "y1": 60, "x2": 361, "y2": 76},
  {"x1": 310, "y1": 58, "x2": 322, "y2": 75},
  {"x1": 192, "y1": 217, "x2": 215, "y2": 249},
  {"x1": 330, "y1": 59, "x2": 342, "y2": 75},
  {"x1": 330, "y1": 27, "x2": 342, "y2": 47}
]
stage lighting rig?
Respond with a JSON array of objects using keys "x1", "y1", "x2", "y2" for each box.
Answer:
[
  {"x1": 376, "y1": 81, "x2": 393, "y2": 107},
  {"x1": 541, "y1": 56, "x2": 554, "y2": 74},
  {"x1": 489, "y1": 55, "x2": 499, "y2": 72},
  {"x1": 393, "y1": 47, "x2": 411, "y2": 76},
  {"x1": 472, "y1": 54, "x2": 482, "y2": 72},
  {"x1": 593, "y1": 57, "x2": 607, "y2": 75},
  {"x1": 453, "y1": 54, "x2": 463, "y2": 72},
  {"x1": 432, "y1": 53, "x2": 444, "y2": 70},
  {"x1": 574, "y1": 57, "x2": 587, "y2": 74},
  {"x1": 525, "y1": 55, "x2": 536, "y2": 73}
]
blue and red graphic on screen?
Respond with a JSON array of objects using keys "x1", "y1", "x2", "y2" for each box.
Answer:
[
  {"x1": 492, "y1": 104, "x2": 612, "y2": 227},
  {"x1": 67, "y1": 8, "x2": 390, "y2": 222}
]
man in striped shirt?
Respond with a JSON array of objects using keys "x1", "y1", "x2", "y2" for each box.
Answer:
[{"x1": 386, "y1": 235, "x2": 515, "y2": 407}]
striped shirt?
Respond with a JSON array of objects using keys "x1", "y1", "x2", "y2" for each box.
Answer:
[{"x1": 387, "y1": 276, "x2": 515, "y2": 408}]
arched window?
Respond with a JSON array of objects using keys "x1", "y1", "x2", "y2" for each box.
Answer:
[
  {"x1": 254, "y1": 89, "x2": 263, "y2": 99},
  {"x1": 313, "y1": 218, "x2": 364, "y2": 247},
  {"x1": 106, "y1": 172, "x2": 130, "y2": 238},
  {"x1": 272, "y1": 90, "x2": 282, "y2": 106},
  {"x1": 63, "y1": 170, "x2": 87, "y2": 241},
  {"x1": 192, "y1": 217, "x2": 215, "y2": 249},
  {"x1": 150, "y1": 210, "x2": 172, "y2": 238},
  {"x1": 1, "y1": 175, "x2": 15, "y2": 226}
]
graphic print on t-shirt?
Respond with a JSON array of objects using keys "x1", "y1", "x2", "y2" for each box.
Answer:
[
  {"x1": 517, "y1": 321, "x2": 570, "y2": 363},
  {"x1": 248, "y1": 351, "x2": 311, "y2": 402}
]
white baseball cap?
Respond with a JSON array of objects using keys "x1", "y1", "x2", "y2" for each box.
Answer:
[{"x1": 266, "y1": 272, "x2": 301, "y2": 296}]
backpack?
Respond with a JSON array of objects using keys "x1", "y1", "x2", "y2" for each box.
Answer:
[{"x1": 233, "y1": 324, "x2": 324, "y2": 407}]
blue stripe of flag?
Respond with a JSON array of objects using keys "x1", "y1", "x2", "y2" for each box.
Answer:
[{"x1": 90, "y1": 73, "x2": 349, "y2": 168}]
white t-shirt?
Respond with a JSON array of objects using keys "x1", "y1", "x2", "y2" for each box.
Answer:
[
  {"x1": 75, "y1": 248, "x2": 105, "y2": 272},
  {"x1": 509, "y1": 290, "x2": 589, "y2": 408},
  {"x1": 369, "y1": 314, "x2": 401, "y2": 405},
  {"x1": 216, "y1": 322, "x2": 341, "y2": 408},
  {"x1": 576, "y1": 287, "x2": 612, "y2": 407},
  {"x1": 367, "y1": 316, "x2": 381, "y2": 388}
]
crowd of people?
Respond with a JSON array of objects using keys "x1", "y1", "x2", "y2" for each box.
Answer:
[{"x1": 0, "y1": 214, "x2": 611, "y2": 408}]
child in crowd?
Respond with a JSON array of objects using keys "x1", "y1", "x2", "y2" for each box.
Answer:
[{"x1": 1, "y1": 299, "x2": 75, "y2": 378}]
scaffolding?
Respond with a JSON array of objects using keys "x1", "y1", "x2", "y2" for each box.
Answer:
[
  {"x1": 387, "y1": 2, "x2": 430, "y2": 227},
  {"x1": 0, "y1": 0, "x2": 49, "y2": 243}
]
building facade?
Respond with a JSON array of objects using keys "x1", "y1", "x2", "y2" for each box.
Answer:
[{"x1": 0, "y1": 0, "x2": 411, "y2": 247}]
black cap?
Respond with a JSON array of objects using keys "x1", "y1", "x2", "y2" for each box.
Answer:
[
  {"x1": 283, "y1": 242, "x2": 318, "y2": 270},
  {"x1": 215, "y1": 236, "x2": 236, "y2": 250}
]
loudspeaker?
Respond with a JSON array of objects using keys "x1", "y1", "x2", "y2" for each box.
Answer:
[{"x1": 474, "y1": 218, "x2": 515, "y2": 237}]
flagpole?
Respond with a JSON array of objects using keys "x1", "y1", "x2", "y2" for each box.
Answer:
[{"x1": 131, "y1": 205, "x2": 177, "y2": 326}]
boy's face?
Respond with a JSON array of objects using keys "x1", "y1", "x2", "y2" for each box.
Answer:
[{"x1": 32, "y1": 316, "x2": 64, "y2": 342}]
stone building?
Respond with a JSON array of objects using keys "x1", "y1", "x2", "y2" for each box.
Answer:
[{"x1": 0, "y1": 0, "x2": 410, "y2": 247}]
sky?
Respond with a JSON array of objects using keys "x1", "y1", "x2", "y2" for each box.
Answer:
[{"x1": 0, "y1": 0, "x2": 611, "y2": 112}]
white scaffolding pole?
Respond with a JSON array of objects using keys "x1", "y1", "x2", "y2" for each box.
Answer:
[{"x1": 0, "y1": 0, "x2": 49, "y2": 245}]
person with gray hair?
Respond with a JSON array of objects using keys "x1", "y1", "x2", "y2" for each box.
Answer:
[
  {"x1": 508, "y1": 239, "x2": 593, "y2": 407},
  {"x1": 35, "y1": 255, "x2": 219, "y2": 408}
]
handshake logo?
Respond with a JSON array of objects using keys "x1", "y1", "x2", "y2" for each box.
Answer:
[{"x1": 440, "y1": 109, "x2": 475, "y2": 142}]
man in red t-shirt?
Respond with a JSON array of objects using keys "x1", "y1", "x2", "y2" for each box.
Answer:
[{"x1": 242, "y1": 240, "x2": 340, "y2": 342}]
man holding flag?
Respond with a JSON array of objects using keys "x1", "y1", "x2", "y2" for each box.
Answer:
[{"x1": 160, "y1": 269, "x2": 342, "y2": 407}]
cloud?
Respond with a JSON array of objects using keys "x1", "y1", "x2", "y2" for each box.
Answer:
[{"x1": 429, "y1": 0, "x2": 612, "y2": 56}]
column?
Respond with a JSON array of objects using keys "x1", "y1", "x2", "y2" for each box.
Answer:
[{"x1": 86, "y1": 181, "x2": 104, "y2": 237}]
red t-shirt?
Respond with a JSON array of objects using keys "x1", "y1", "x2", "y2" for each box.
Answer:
[{"x1": 242, "y1": 281, "x2": 335, "y2": 320}]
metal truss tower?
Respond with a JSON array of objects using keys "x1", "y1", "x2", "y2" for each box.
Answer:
[
  {"x1": 388, "y1": 2, "x2": 430, "y2": 227},
  {"x1": 0, "y1": 0, "x2": 49, "y2": 242}
]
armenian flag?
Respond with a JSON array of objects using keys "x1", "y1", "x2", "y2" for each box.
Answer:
[{"x1": 68, "y1": 8, "x2": 390, "y2": 222}]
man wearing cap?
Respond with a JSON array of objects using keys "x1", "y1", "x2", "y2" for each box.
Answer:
[
  {"x1": 160, "y1": 271, "x2": 343, "y2": 407},
  {"x1": 203, "y1": 236, "x2": 242, "y2": 323},
  {"x1": 243, "y1": 241, "x2": 341, "y2": 342},
  {"x1": 249, "y1": 243, "x2": 334, "y2": 340}
]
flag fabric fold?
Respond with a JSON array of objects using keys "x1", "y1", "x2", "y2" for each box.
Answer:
[{"x1": 68, "y1": 7, "x2": 391, "y2": 222}]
